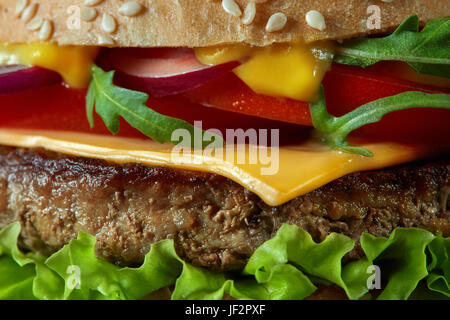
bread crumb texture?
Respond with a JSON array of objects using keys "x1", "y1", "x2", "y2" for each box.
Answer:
[{"x1": 0, "y1": 0, "x2": 449, "y2": 47}]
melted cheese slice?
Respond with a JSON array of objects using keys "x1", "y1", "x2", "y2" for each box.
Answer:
[
  {"x1": 0, "y1": 43, "x2": 99, "y2": 88},
  {"x1": 0, "y1": 129, "x2": 436, "y2": 206}
]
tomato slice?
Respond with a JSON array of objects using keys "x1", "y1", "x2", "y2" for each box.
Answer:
[
  {"x1": 183, "y1": 62, "x2": 450, "y2": 144},
  {"x1": 0, "y1": 61, "x2": 449, "y2": 146},
  {"x1": 183, "y1": 72, "x2": 313, "y2": 126},
  {"x1": 0, "y1": 84, "x2": 309, "y2": 145},
  {"x1": 323, "y1": 64, "x2": 450, "y2": 144}
]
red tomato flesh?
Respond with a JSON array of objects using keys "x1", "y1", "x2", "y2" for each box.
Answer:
[
  {"x1": 323, "y1": 63, "x2": 450, "y2": 144},
  {"x1": 183, "y1": 62, "x2": 450, "y2": 144},
  {"x1": 0, "y1": 84, "x2": 310, "y2": 146},
  {"x1": 0, "y1": 61, "x2": 449, "y2": 146}
]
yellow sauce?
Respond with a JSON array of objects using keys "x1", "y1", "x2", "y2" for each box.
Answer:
[
  {"x1": 195, "y1": 42, "x2": 334, "y2": 101},
  {"x1": 0, "y1": 43, "x2": 99, "y2": 88}
]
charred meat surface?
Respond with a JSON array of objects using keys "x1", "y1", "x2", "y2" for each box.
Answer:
[{"x1": 0, "y1": 146, "x2": 448, "y2": 271}]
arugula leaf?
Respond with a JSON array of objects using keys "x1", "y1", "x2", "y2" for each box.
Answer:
[
  {"x1": 87, "y1": 65, "x2": 222, "y2": 148},
  {"x1": 309, "y1": 86, "x2": 450, "y2": 156},
  {"x1": 335, "y1": 15, "x2": 450, "y2": 78}
]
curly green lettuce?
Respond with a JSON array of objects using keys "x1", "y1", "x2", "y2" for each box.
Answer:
[{"x1": 0, "y1": 222, "x2": 448, "y2": 300}]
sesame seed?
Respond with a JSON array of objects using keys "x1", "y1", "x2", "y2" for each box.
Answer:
[
  {"x1": 381, "y1": 0, "x2": 394, "y2": 2},
  {"x1": 21, "y1": 2, "x2": 38, "y2": 23},
  {"x1": 305, "y1": 10, "x2": 326, "y2": 31},
  {"x1": 26, "y1": 16, "x2": 43, "y2": 30},
  {"x1": 265, "y1": 12, "x2": 287, "y2": 32},
  {"x1": 119, "y1": 1, "x2": 144, "y2": 17},
  {"x1": 242, "y1": 2, "x2": 256, "y2": 25},
  {"x1": 80, "y1": 7, "x2": 97, "y2": 21},
  {"x1": 98, "y1": 35, "x2": 115, "y2": 46},
  {"x1": 102, "y1": 14, "x2": 117, "y2": 33},
  {"x1": 84, "y1": 0, "x2": 104, "y2": 6},
  {"x1": 222, "y1": 0, "x2": 242, "y2": 18},
  {"x1": 15, "y1": 0, "x2": 29, "y2": 17},
  {"x1": 39, "y1": 19, "x2": 53, "y2": 41}
]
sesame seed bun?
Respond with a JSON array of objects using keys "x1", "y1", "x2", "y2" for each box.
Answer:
[{"x1": 0, "y1": 0, "x2": 449, "y2": 47}]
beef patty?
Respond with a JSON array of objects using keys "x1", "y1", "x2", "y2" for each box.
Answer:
[{"x1": 0, "y1": 146, "x2": 448, "y2": 271}]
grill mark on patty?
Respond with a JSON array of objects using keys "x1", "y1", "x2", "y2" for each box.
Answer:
[{"x1": 0, "y1": 145, "x2": 448, "y2": 271}]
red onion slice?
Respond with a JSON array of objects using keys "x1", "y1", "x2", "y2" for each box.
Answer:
[
  {"x1": 102, "y1": 48, "x2": 239, "y2": 97},
  {"x1": 0, "y1": 65, "x2": 61, "y2": 95}
]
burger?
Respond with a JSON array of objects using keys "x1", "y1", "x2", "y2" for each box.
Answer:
[{"x1": 0, "y1": 0, "x2": 448, "y2": 300}]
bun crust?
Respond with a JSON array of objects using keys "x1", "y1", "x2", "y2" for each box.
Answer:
[{"x1": 0, "y1": 0, "x2": 448, "y2": 47}]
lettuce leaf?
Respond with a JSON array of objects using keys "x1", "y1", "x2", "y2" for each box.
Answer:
[
  {"x1": 425, "y1": 234, "x2": 450, "y2": 297},
  {"x1": 344, "y1": 228, "x2": 435, "y2": 300},
  {"x1": 0, "y1": 256, "x2": 35, "y2": 300},
  {"x1": 0, "y1": 222, "x2": 448, "y2": 300}
]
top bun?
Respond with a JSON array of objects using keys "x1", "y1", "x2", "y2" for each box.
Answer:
[{"x1": 1, "y1": 0, "x2": 448, "y2": 47}]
